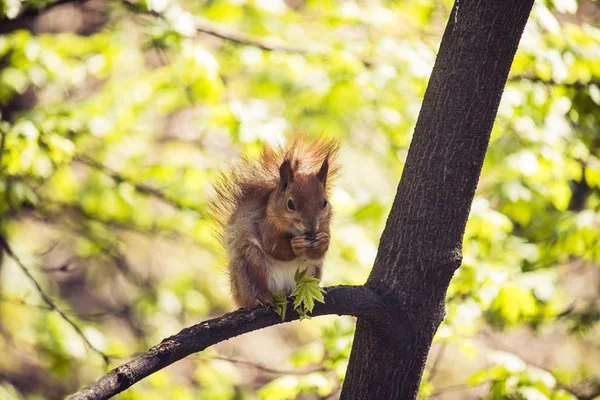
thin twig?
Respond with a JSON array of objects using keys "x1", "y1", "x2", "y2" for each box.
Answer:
[
  {"x1": 210, "y1": 355, "x2": 325, "y2": 375},
  {"x1": 119, "y1": 0, "x2": 318, "y2": 55},
  {"x1": 0, "y1": 0, "x2": 84, "y2": 21},
  {"x1": 0, "y1": 293, "x2": 129, "y2": 320},
  {"x1": 430, "y1": 380, "x2": 490, "y2": 397},
  {"x1": 109, "y1": 352, "x2": 326, "y2": 376},
  {"x1": 428, "y1": 342, "x2": 446, "y2": 381},
  {"x1": 73, "y1": 221, "x2": 155, "y2": 297},
  {"x1": 0, "y1": 130, "x2": 7, "y2": 172},
  {"x1": 107, "y1": 246, "x2": 155, "y2": 299},
  {"x1": 18, "y1": 210, "x2": 158, "y2": 304},
  {"x1": 35, "y1": 241, "x2": 61, "y2": 257},
  {"x1": 0, "y1": 235, "x2": 109, "y2": 363},
  {"x1": 324, "y1": 386, "x2": 342, "y2": 400},
  {"x1": 40, "y1": 255, "x2": 79, "y2": 273},
  {"x1": 41, "y1": 201, "x2": 163, "y2": 235},
  {"x1": 73, "y1": 156, "x2": 203, "y2": 215},
  {"x1": 193, "y1": 16, "x2": 315, "y2": 54}
]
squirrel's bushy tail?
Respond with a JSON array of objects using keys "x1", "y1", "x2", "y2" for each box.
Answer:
[{"x1": 208, "y1": 134, "x2": 340, "y2": 241}]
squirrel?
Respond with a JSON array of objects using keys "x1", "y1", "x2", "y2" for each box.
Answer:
[{"x1": 210, "y1": 135, "x2": 340, "y2": 308}]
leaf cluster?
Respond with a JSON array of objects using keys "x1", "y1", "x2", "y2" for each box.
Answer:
[{"x1": 270, "y1": 269, "x2": 326, "y2": 321}]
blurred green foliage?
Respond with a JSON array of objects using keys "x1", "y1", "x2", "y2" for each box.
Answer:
[{"x1": 0, "y1": 0, "x2": 599, "y2": 399}]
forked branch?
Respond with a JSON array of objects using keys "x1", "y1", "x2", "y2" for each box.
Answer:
[{"x1": 0, "y1": 235, "x2": 109, "y2": 363}]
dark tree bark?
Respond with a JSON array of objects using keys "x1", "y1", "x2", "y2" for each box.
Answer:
[{"x1": 340, "y1": 0, "x2": 534, "y2": 399}]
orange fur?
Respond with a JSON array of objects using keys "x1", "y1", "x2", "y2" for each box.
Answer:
[
  {"x1": 209, "y1": 135, "x2": 339, "y2": 236},
  {"x1": 209, "y1": 134, "x2": 340, "y2": 308}
]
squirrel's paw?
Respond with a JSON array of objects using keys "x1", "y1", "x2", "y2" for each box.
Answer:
[
  {"x1": 291, "y1": 236, "x2": 312, "y2": 255},
  {"x1": 311, "y1": 232, "x2": 330, "y2": 250},
  {"x1": 255, "y1": 293, "x2": 275, "y2": 308}
]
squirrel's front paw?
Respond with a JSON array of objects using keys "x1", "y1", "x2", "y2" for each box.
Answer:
[
  {"x1": 291, "y1": 236, "x2": 312, "y2": 255},
  {"x1": 255, "y1": 293, "x2": 275, "y2": 308},
  {"x1": 311, "y1": 232, "x2": 330, "y2": 250}
]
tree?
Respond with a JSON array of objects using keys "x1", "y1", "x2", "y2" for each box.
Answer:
[
  {"x1": 1, "y1": 0, "x2": 599, "y2": 399},
  {"x1": 342, "y1": 0, "x2": 537, "y2": 398},
  {"x1": 64, "y1": 0, "x2": 536, "y2": 398}
]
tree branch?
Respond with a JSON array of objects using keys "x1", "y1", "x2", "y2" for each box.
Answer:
[
  {"x1": 67, "y1": 285, "x2": 401, "y2": 400},
  {"x1": 430, "y1": 381, "x2": 490, "y2": 397},
  {"x1": 0, "y1": 234, "x2": 109, "y2": 363},
  {"x1": 0, "y1": 130, "x2": 6, "y2": 170},
  {"x1": 118, "y1": 0, "x2": 312, "y2": 53},
  {"x1": 428, "y1": 342, "x2": 446, "y2": 381},
  {"x1": 0, "y1": 293, "x2": 131, "y2": 320},
  {"x1": 39, "y1": 201, "x2": 163, "y2": 235},
  {"x1": 193, "y1": 16, "x2": 316, "y2": 55},
  {"x1": 73, "y1": 156, "x2": 203, "y2": 215},
  {"x1": 209, "y1": 355, "x2": 325, "y2": 375},
  {"x1": 0, "y1": 0, "x2": 85, "y2": 22}
]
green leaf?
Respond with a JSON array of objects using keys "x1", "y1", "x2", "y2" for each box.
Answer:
[
  {"x1": 290, "y1": 268, "x2": 326, "y2": 318},
  {"x1": 271, "y1": 292, "x2": 288, "y2": 321},
  {"x1": 294, "y1": 267, "x2": 307, "y2": 283}
]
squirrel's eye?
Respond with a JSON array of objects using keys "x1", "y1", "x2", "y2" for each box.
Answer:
[
  {"x1": 287, "y1": 199, "x2": 295, "y2": 211},
  {"x1": 323, "y1": 198, "x2": 328, "y2": 208}
]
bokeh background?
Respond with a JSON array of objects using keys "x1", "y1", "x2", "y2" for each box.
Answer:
[{"x1": 0, "y1": 0, "x2": 599, "y2": 399}]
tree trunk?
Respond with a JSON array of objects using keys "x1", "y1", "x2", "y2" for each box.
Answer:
[{"x1": 341, "y1": 0, "x2": 535, "y2": 399}]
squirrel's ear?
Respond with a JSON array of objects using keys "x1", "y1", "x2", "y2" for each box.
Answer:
[
  {"x1": 279, "y1": 159, "x2": 294, "y2": 191},
  {"x1": 316, "y1": 157, "x2": 329, "y2": 187}
]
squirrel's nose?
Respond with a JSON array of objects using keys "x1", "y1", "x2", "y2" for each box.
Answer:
[{"x1": 306, "y1": 220, "x2": 318, "y2": 239}]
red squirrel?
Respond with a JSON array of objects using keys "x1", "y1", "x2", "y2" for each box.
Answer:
[{"x1": 210, "y1": 135, "x2": 339, "y2": 308}]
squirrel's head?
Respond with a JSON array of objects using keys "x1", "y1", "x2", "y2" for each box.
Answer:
[{"x1": 267, "y1": 157, "x2": 332, "y2": 238}]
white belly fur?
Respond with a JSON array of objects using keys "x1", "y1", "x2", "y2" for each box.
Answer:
[{"x1": 267, "y1": 256, "x2": 320, "y2": 294}]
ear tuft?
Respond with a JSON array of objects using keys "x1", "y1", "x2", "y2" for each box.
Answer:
[
  {"x1": 316, "y1": 157, "x2": 329, "y2": 187},
  {"x1": 279, "y1": 159, "x2": 294, "y2": 191}
]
